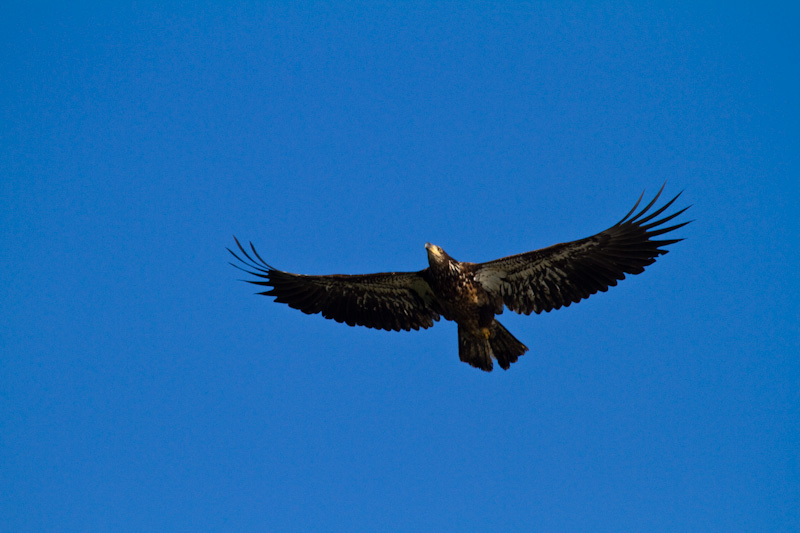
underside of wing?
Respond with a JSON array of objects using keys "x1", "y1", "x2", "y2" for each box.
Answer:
[
  {"x1": 228, "y1": 238, "x2": 441, "y2": 331},
  {"x1": 474, "y1": 184, "x2": 692, "y2": 315}
]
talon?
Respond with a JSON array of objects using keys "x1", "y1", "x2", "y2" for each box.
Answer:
[{"x1": 481, "y1": 327, "x2": 491, "y2": 340}]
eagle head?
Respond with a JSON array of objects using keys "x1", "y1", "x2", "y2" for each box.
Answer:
[{"x1": 425, "y1": 243, "x2": 456, "y2": 270}]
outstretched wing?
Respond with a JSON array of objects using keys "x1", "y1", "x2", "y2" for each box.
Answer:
[
  {"x1": 228, "y1": 238, "x2": 441, "y2": 331},
  {"x1": 474, "y1": 184, "x2": 692, "y2": 315}
]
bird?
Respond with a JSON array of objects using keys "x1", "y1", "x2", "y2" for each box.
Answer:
[{"x1": 229, "y1": 184, "x2": 691, "y2": 372}]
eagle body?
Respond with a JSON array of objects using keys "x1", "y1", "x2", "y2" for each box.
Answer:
[
  {"x1": 423, "y1": 244, "x2": 526, "y2": 369},
  {"x1": 423, "y1": 245, "x2": 496, "y2": 324},
  {"x1": 230, "y1": 185, "x2": 691, "y2": 372}
]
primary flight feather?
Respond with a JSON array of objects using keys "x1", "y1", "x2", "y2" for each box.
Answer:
[{"x1": 229, "y1": 184, "x2": 691, "y2": 371}]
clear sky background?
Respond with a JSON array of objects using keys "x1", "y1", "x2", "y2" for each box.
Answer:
[{"x1": 2, "y1": 3, "x2": 798, "y2": 531}]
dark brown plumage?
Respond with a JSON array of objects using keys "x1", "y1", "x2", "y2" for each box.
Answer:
[{"x1": 229, "y1": 185, "x2": 691, "y2": 371}]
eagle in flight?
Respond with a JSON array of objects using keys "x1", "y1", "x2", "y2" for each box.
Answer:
[{"x1": 230, "y1": 185, "x2": 691, "y2": 372}]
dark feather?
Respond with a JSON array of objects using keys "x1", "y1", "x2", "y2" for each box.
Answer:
[
  {"x1": 474, "y1": 184, "x2": 692, "y2": 315},
  {"x1": 228, "y1": 237, "x2": 441, "y2": 331}
]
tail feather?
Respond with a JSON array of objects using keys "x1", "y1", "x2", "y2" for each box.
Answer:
[
  {"x1": 489, "y1": 320, "x2": 529, "y2": 370},
  {"x1": 457, "y1": 320, "x2": 529, "y2": 372}
]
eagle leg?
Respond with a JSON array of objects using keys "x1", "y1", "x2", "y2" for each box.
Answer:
[{"x1": 458, "y1": 325, "x2": 494, "y2": 371}]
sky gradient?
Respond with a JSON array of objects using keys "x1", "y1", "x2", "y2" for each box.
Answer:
[{"x1": 2, "y1": 3, "x2": 798, "y2": 531}]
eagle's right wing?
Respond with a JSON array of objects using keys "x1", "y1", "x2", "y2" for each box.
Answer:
[
  {"x1": 229, "y1": 238, "x2": 441, "y2": 331},
  {"x1": 474, "y1": 185, "x2": 691, "y2": 315}
]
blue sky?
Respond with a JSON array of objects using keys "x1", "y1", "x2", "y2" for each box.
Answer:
[{"x1": 2, "y1": 2, "x2": 798, "y2": 531}]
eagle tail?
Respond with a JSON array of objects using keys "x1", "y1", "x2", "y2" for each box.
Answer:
[
  {"x1": 489, "y1": 320, "x2": 529, "y2": 370},
  {"x1": 457, "y1": 321, "x2": 528, "y2": 372}
]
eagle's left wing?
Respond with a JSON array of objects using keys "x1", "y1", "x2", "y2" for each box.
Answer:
[
  {"x1": 474, "y1": 185, "x2": 691, "y2": 315},
  {"x1": 229, "y1": 238, "x2": 441, "y2": 331}
]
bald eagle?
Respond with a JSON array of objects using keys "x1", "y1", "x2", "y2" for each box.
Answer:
[{"x1": 229, "y1": 185, "x2": 691, "y2": 371}]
